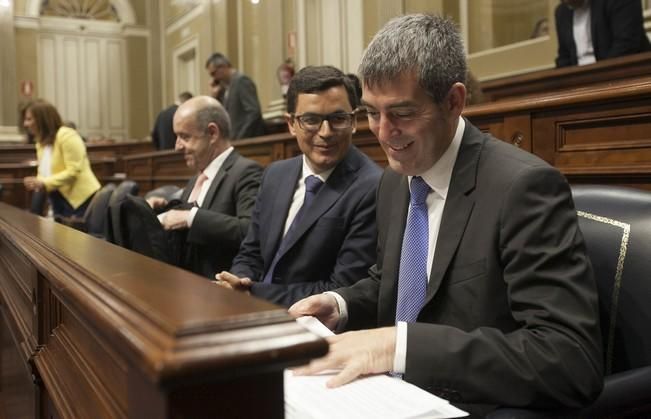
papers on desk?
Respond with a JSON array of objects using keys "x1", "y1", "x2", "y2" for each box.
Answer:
[{"x1": 285, "y1": 317, "x2": 468, "y2": 419}]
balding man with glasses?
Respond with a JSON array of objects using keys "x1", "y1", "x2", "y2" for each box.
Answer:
[{"x1": 216, "y1": 66, "x2": 381, "y2": 307}]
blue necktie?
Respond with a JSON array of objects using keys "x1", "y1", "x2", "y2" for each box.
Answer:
[
  {"x1": 262, "y1": 175, "x2": 324, "y2": 284},
  {"x1": 395, "y1": 176, "x2": 431, "y2": 323}
]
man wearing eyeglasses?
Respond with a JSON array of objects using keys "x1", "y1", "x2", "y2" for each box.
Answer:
[{"x1": 215, "y1": 65, "x2": 381, "y2": 307}]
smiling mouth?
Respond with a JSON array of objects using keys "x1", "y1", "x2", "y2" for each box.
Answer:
[{"x1": 388, "y1": 141, "x2": 413, "y2": 151}]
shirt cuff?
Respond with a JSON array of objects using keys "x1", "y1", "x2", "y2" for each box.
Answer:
[
  {"x1": 187, "y1": 206, "x2": 199, "y2": 227},
  {"x1": 323, "y1": 291, "x2": 348, "y2": 333},
  {"x1": 393, "y1": 321, "x2": 407, "y2": 374}
]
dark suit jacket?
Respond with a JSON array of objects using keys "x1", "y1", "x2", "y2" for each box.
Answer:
[
  {"x1": 179, "y1": 150, "x2": 262, "y2": 278},
  {"x1": 151, "y1": 104, "x2": 178, "y2": 150},
  {"x1": 555, "y1": 0, "x2": 651, "y2": 67},
  {"x1": 218, "y1": 72, "x2": 266, "y2": 140},
  {"x1": 230, "y1": 146, "x2": 381, "y2": 307},
  {"x1": 338, "y1": 121, "x2": 603, "y2": 411}
]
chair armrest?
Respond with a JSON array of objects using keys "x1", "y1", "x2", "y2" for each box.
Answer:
[{"x1": 581, "y1": 366, "x2": 651, "y2": 416}]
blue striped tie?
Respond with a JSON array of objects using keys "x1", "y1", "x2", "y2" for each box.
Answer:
[{"x1": 395, "y1": 176, "x2": 431, "y2": 323}]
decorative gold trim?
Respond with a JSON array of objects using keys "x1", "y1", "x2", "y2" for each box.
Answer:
[{"x1": 577, "y1": 210, "x2": 630, "y2": 374}]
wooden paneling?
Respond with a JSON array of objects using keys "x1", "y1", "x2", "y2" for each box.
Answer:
[
  {"x1": 466, "y1": 76, "x2": 651, "y2": 190},
  {"x1": 0, "y1": 204, "x2": 327, "y2": 418},
  {"x1": 481, "y1": 51, "x2": 651, "y2": 102},
  {"x1": 3, "y1": 76, "x2": 651, "y2": 210}
]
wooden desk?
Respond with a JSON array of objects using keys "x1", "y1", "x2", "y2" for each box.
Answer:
[
  {"x1": 0, "y1": 158, "x2": 116, "y2": 209},
  {"x1": 481, "y1": 51, "x2": 651, "y2": 102},
  {"x1": 0, "y1": 203, "x2": 326, "y2": 418},
  {"x1": 0, "y1": 140, "x2": 153, "y2": 168},
  {"x1": 466, "y1": 76, "x2": 651, "y2": 190}
]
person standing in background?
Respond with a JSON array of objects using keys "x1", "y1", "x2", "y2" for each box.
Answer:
[
  {"x1": 555, "y1": 0, "x2": 651, "y2": 67},
  {"x1": 205, "y1": 52, "x2": 266, "y2": 139},
  {"x1": 151, "y1": 91, "x2": 193, "y2": 150},
  {"x1": 23, "y1": 99, "x2": 100, "y2": 218}
]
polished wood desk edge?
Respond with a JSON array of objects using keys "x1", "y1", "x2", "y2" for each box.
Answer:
[
  {"x1": 0, "y1": 203, "x2": 327, "y2": 383},
  {"x1": 465, "y1": 76, "x2": 651, "y2": 117},
  {"x1": 481, "y1": 51, "x2": 651, "y2": 91}
]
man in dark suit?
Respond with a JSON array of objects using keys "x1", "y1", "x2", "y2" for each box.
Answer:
[
  {"x1": 290, "y1": 14, "x2": 603, "y2": 415},
  {"x1": 555, "y1": 0, "x2": 651, "y2": 67},
  {"x1": 205, "y1": 53, "x2": 266, "y2": 139},
  {"x1": 215, "y1": 66, "x2": 381, "y2": 307},
  {"x1": 151, "y1": 91, "x2": 193, "y2": 150},
  {"x1": 149, "y1": 95, "x2": 262, "y2": 278}
]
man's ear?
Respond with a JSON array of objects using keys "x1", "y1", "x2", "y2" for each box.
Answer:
[
  {"x1": 207, "y1": 122, "x2": 221, "y2": 143},
  {"x1": 285, "y1": 113, "x2": 297, "y2": 136},
  {"x1": 446, "y1": 82, "x2": 467, "y2": 118}
]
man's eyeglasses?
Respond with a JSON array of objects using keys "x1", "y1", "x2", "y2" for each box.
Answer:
[{"x1": 291, "y1": 112, "x2": 356, "y2": 133}]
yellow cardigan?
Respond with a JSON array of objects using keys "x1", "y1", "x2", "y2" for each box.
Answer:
[{"x1": 36, "y1": 126, "x2": 100, "y2": 209}]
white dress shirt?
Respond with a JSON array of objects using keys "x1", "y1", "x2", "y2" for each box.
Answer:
[
  {"x1": 572, "y1": 0, "x2": 596, "y2": 66},
  {"x1": 39, "y1": 145, "x2": 52, "y2": 177},
  {"x1": 187, "y1": 146, "x2": 235, "y2": 226},
  {"x1": 327, "y1": 117, "x2": 465, "y2": 374},
  {"x1": 158, "y1": 146, "x2": 234, "y2": 225}
]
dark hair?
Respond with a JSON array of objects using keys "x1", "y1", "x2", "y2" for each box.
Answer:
[
  {"x1": 178, "y1": 91, "x2": 193, "y2": 102},
  {"x1": 359, "y1": 14, "x2": 467, "y2": 104},
  {"x1": 286, "y1": 65, "x2": 358, "y2": 113},
  {"x1": 205, "y1": 52, "x2": 231, "y2": 69},
  {"x1": 346, "y1": 73, "x2": 363, "y2": 103},
  {"x1": 26, "y1": 99, "x2": 63, "y2": 145}
]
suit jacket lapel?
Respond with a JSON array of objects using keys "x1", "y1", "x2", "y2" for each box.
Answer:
[
  {"x1": 181, "y1": 175, "x2": 196, "y2": 202},
  {"x1": 277, "y1": 147, "x2": 360, "y2": 256},
  {"x1": 200, "y1": 151, "x2": 238, "y2": 208},
  {"x1": 263, "y1": 158, "x2": 302, "y2": 263},
  {"x1": 378, "y1": 175, "x2": 409, "y2": 325},
  {"x1": 424, "y1": 121, "x2": 482, "y2": 304}
]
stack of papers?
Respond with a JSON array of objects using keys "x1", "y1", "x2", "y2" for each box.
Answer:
[{"x1": 285, "y1": 317, "x2": 468, "y2": 419}]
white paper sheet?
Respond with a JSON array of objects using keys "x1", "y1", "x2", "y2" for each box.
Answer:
[{"x1": 286, "y1": 317, "x2": 468, "y2": 419}]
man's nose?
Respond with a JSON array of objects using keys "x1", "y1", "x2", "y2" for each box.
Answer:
[{"x1": 318, "y1": 120, "x2": 334, "y2": 138}]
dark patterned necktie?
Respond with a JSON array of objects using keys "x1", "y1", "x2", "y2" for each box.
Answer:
[{"x1": 262, "y1": 175, "x2": 324, "y2": 284}]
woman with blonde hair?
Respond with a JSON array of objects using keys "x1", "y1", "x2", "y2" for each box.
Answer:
[{"x1": 23, "y1": 99, "x2": 100, "y2": 218}]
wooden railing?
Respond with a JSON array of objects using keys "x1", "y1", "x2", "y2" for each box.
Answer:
[
  {"x1": 480, "y1": 51, "x2": 651, "y2": 102},
  {"x1": 466, "y1": 76, "x2": 651, "y2": 190},
  {"x1": 3, "y1": 76, "x2": 651, "y2": 208},
  {"x1": 0, "y1": 203, "x2": 326, "y2": 418}
]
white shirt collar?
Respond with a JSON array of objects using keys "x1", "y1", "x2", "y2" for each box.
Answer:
[
  {"x1": 411, "y1": 117, "x2": 464, "y2": 200},
  {"x1": 301, "y1": 154, "x2": 336, "y2": 183},
  {"x1": 202, "y1": 146, "x2": 234, "y2": 180}
]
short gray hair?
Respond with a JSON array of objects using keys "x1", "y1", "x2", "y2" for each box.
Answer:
[
  {"x1": 195, "y1": 98, "x2": 231, "y2": 139},
  {"x1": 359, "y1": 14, "x2": 467, "y2": 104}
]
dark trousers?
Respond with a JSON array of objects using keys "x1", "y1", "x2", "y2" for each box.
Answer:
[{"x1": 49, "y1": 190, "x2": 93, "y2": 218}]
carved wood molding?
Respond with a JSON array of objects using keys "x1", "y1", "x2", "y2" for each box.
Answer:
[{"x1": 0, "y1": 203, "x2": 327, "y2": 417}]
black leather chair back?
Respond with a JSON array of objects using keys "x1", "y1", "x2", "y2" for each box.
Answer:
[
  {"x1": 110, "y1": 195, "x2": 177, "y2": 265},
  {"x1": 487, "y1": 185, "x2": 651, "y2": 419},
  {"x1": 106, "y1": 180, "x2": 139, "y2": 244},
  {"x1": 144, "y1": 185, "x2": 182, "y2": 202},
  {"x1": 572, "y1": 185, "x2": 651, "y2": 375},
  {"x1": 84, "y1": 183, "x2": 116, "y2": 238}
]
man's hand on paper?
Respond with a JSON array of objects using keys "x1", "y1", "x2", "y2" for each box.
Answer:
[
  {"x1": 293, "y1": 327, "x2": 396, "y2": 388},
  {"x1": 160, "y1": 209, "x2": 189, "y2": 230},
  {"x1": 289, "y1": 294, "x2": 341, "y2": 331},
  {"x1": 214, "y1": 271, "x2": 252, "y2": 293}
]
